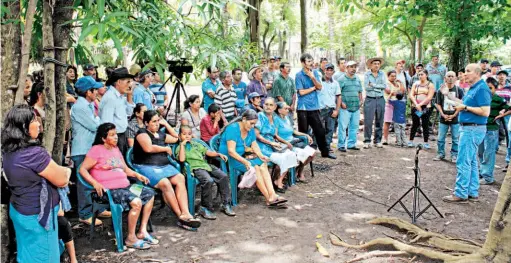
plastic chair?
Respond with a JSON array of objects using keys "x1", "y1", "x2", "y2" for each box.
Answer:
[
  {"x1": 209, "y1": 134, "x2": 241, "y2": 206},
  {"x1": 76, "y1": 165, "x2": 126, "y2": 253}
]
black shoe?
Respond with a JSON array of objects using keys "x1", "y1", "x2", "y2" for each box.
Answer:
[
  {"x1": 503, "y1": 164, "x2": 508, "y2": 173},
  {"x1": 322, "y1": 153, "x2": 337, "y2": 159},
  {"x1": 275, "y1": 186, "x2": 286, "y2": 194},
  {"x1": 348, "y1": 147, "x2": 360, "y2": 150},
  {"x1": 338, "y1": 147, "x2": 346, "y2": 152}
]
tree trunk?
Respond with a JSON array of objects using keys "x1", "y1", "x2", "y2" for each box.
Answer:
[
  {"x1": 417, "y1": 16, "x2": 427, "y2": 63},
  {"x1": 300, "y1": 0, "x2": 307, "y2": 53},
  {"x1": 278, "y1": 6, "x2": 287, "y2": 57},
  {"x1": 1, "y1": 0, "x2": 21, "y2": 121},
  {"x1": 248, "y1": 0, "x2": 260, "y2": 53},
  {"x1": 328, "y1": 6, "x2": 335, "y2": 63},
  {"x1": 14, "y1": 0, "x2": 37, "y2": 105},
  {"x1": 42, "y1": 0, "x2": 56, "y2": 153},
  {"x1": 51, "y1": 0, "x2": 74, "y2": 163}
]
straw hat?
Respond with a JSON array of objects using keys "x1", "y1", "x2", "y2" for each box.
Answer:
[{"x1": 366, "y1": 57, "x2": 384, "y2": 67}]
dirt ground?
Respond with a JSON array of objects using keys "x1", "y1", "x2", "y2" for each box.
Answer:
[{"x1": 69, "y1": 131, "x2": 505, "y2": 263}]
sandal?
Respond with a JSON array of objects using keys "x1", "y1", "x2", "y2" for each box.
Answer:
[
  {"x1": 79, "y1": 217, "x2": 103, "y2": 226},
  {"x1": 267, "y1": 203, "x2": 288, "y2": 209},
  {"x1": 296, "y1": 179, "x2": 309, "y2": 184},
  {"x1": 268, "y1": 197, "x2": 288, "y2": 206},
  {"x1": 97, "y1": 210, "x2": 112, "y2": 218},
  {"x1": 126, "y1": 239, "x2": 150, "y2": 250},
  {"x1": 140, "y1": 233, "x2": 159, "y2": 245},
  {"x1": 177, "y1": 221, "x2": 198, "y2": 231},
  {"x1": 178, "y1": 217, "x2": 202, "y2": 229}
]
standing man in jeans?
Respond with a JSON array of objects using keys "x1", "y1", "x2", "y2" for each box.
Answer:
[
  {"x1": 71, "y1": 76, "x2": 109, "y2": 225},
  {"x1": 363, "y1": 57, "x2": 387, "y2": 148},
  {"x1": 443, "y1": 64, "x2": 491, "y2": 203},
  {"x1": 337, "y1": 61, "x2": 363, "y2": 152},
  {"x1": 295, "y1": 53, "x2": 337, "y2": 159},
  {"x1": 318, "y1": 63, "x2": 341, "y2": 151},
  {"x1": 434, "y1": 71, "x2": 464, "y2": 162}
]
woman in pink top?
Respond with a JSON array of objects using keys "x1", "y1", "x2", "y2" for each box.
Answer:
[{"x1": 80, "y1": 123, "x2": 157, "y2": 250}]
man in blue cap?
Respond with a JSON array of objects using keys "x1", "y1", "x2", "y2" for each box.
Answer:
[
  {"x1": 83, "y1": 63, "x2": 98, "y2": 79},
  {"x1": 245, "y1": 92, "x2": 263, "y2": 112},
  {"x1": 70, "y1": 76, "x2": 110, "y2": 225}
]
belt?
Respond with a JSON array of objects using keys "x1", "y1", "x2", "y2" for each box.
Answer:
[
  {"x1": 460, "y1": 123, "x2": 485, "y2": 126},
  {"x1": 366, "y1": 96, "x2": 383, "y2": 99}
]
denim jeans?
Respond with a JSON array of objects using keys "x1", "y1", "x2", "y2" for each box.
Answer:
[
  {"x1": 454, "y1": 125, "x2": 486, "y2": 199},
  {"x1": 478, "y1": 130, "x2": 499, "y2": 183},
  {"x1": 338, "y1": 109, "x2": 360, "y2": 148},
  {"x1": 363, "y1": 97, "x2": 385, "y2": 143},
  {"x1": 320, "y1": 107, "x2": 337, "y2": 147},
  {"x1": 71, "y1": 155, "x2": 104, "y2": 219},
  {"x1": 504, "y1": 115, "x2": 511, "y2": 163},
  {"x1": 437, "y1": 123, "x2": 460, "y2": 158}
]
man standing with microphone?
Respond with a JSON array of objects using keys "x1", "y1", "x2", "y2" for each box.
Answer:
[{"x1": 443, "y1": 64, "x2": 491, "y2": 203}]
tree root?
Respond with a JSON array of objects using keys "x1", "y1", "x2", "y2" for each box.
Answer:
[{"x1": 346, "y1": 250, "x2": 409, "y2": 263}]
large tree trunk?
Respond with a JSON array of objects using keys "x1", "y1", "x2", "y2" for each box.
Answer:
[
  {"x1": 278, "y1": 7, "x2": 287, "y2": 57},
  {"x1": 42, "y1": 0, "x2": 56, "y2": 153},
  {"x1": 51, "y1": 0, "x2": 74, "y2": 163},
  {"x1": 417, "y1": 16, "x2": 427, "y2": 63},
  {"x1": 299, "y1": 0, "x2": 307, "y2": 53},
  {"x1": 14, "y1": 0, "x2": 37, "y2": 105},
  {"x1": 1, "y1": 0, "x2": 21, "y2": 120},
  {"x1": 248, "y1": 0, "x2": 260, "y2": 53}
]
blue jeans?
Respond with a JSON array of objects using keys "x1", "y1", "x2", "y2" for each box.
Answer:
[
  {"x1": 320, "y1": 107, "x2": 337, "y2": 147},
  {"x1": 338, "y1": 109, "x2": 360, "y2": 148},
  {"x1": 72, "y1": 155, "x2": 104, "y2": 219},
  {"x1": 504, "y1": 115, "x2": 511, "y2": 163},
  {"x1": 454, "y1": 125, "x2": 486, "y2": 199},
  {"x1": 437, "y1": 123, "x2": 460, "y2": 158},
  {"x1": 478, "y1": 130, "x2": 499, "y2": 183}
]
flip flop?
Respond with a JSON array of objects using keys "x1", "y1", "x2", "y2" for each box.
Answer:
[
  {"x1": 178, "y1": 217, "x2": 202, "y2": 229},
  {"x1": 296, "y1": 179, "x2": 309, "y2": 184},
  {"x1": 268, "y1": 203, "x2": 288, "y2": 209},
  {"x1": 141, "y1": 234, "x2": 159, "y2": 245},
  {"x1": 126, "y1": 239, "x2": 150, "y2": 250},
  {"x1": 268, "y1": 198, "x2": 287, "y2": 206},
  {"x1": 177, "y1": 221, "x2": 198, "y2": 231}
]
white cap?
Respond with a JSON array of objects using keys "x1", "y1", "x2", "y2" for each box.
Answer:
[{"x1": 346, "y1": 61, "x2": 358, "y2": 66}]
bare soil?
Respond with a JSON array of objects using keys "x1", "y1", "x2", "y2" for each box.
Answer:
[{"x1": 70, "y1": 134, "x2": 504, "y2": 263}]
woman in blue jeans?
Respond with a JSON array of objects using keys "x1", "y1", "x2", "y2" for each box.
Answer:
[{"x1": 1, "y1": 105, "x2": 71, "y2": 263}]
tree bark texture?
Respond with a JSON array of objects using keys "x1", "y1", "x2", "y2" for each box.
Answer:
[
  {"x1": 42, "y1": 0, "x2": 56, "y2": 153},
  {"x1": 14, "y1": 0, "x2": 37, "y2": 105},
  {"x1": 248, "y1": 0, "x2": 260, "y2": 53},
  {"x1": 51, "y1": 0, "x2": 74, "y2": 163},
  {"x1": 299, "y1": 0, "x2": 307, "y2": 53},
  {"x1": 1, "y1": 0, "x2": 21, "y2": 121}
]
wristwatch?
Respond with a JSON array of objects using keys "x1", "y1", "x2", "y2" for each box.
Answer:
[{"x1": 464, "y1": 106, "x2": 468, "y2": 111}]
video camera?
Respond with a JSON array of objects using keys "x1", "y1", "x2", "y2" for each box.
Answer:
[{"x1": 166, "y1": 58, "x2": 193, "y2": 79}]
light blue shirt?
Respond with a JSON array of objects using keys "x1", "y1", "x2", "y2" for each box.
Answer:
[
  {"x1": 318, "y1": 79, "x2": 341, "y2": 109},
  {"x1": 202, "y1": 78, "x2": 221, "y2": 110},
  {"x1": 133, "y1": 83, "x2": 154, "y2": 110},
  {"x1": 99, "y1": 87, "x2": 135, "y2": 133},
  {"x1": 333, "y1": 71, "x2": 346, "y2": 83},
  {"x1": 364, "y1": 70, "x2": 387, "y2": 98},
  {"x1": 70, "y1": 97, "x2": 100, "y2": 156},
  {"x1": 425, "y1": 63, "x2": 447, "y2": 91}
]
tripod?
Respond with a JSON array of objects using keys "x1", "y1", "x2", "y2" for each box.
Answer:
[
  {"x1": 387, "y1": 145, "x2": 444, "y2": 223},
  {"x1": 161, "y1": 73, "x2": 188, "y2": 125}
]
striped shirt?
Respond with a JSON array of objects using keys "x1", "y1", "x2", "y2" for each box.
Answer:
[{"x1": 215, "y1": 85, "x2": 238, "y2": 118}]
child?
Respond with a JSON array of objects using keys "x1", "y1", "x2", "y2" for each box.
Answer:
[
  {"x1": 176, "y1": 125, "x2": 235, "y2": 219},
  {"x1": 58, "y1": 207, "x2": 78, "y2": 263},
  {"x1": 200, "y1": 103, "x2": 221, "y2": 144},
  {"x1": 389, "y1": 93, "x2": 407, "y2": 147}
]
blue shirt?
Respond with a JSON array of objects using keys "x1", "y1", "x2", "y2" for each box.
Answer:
[
  {"x1": 318, "y1": 79, "x2": 341, "y2": 109},
  {"x1": 202, "y1": 78, "x2": 221, "y2": 110},
  {"x1": 149, "y1": 83, "x2": 166, "y2": 106},
  {"x1": 99, "y1": 87, "x2": 135, "y2": 133},
  {"x1": 275, "y1": 115, "x2": 294, "y2": 142},
  {"x1": 255, "y1": 112, "x2": 278, "y2": 156},
  {"x1": 458, "y1": 79, "x2": 492, "y2": 125},
  {"x1": 295, "y1": 69, "x2": 321, "y2": 111},
  {"x1": 233, "y1": 81, "x2": 247, "y2": 108},
  {"x1": 133, "y1": 83, "x2": 154, "y2": 110},
  {"x1": 364, "y1": 70, "x2": 387, "y2": 98},
  {"x1": 71, "y1": 97, "x2": 100, "y2": 156},
  {"x1": 425, "y1": 63, "x2": 447, "y2": 90},
  {"x1": 388, "y1": 99, "x2": 407, "y2": 124},
  {"x1": 219, "y1": 122, "x2": 257, "y2": 156}
]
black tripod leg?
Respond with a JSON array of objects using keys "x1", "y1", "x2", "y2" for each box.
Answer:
[
  {"x1": 417, "y1": 187, "x2": 444, "y2": 218},
  {"x1": 387, "y1": 187, "x2": 414, "y2": 212}
]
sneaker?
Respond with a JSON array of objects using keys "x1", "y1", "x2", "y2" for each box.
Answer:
[
  {"x1": 423, "y1": 143, "x2": 431, "y2": 150},
  {"x1": 433, "y1": 155, "x2": 445, "y2": 161},
  {"x1": 468, "y1": 196, "x2": 479, "y2": 202},
  {"x1": 363, "y1": 143, "x2": 370, "y2": 149},
  {"x1": 221, "y1": 204, "x2": 236, "y2": 216},
  {"x1": 348, "y1": 146, "x2": 360, "y2": 150},
  {"x1": 199, "y1": 207, "x2": 217, "y2": 220},
  {"x1": 450, "y1": 156, "x2": 457, "y2": 163},
  {"x1": 322, "y1": 153, "x2": 337, "y2": 159},
  {"x1": 479, "y1": 179, "x2": 495, "y2": 185},
  {"x1": 407, "y1": 141, "x2": 414, "y2": 148},
  {"x1": 442, "y1": 195, "x2": 468, "y2": 204},
  {"x1": 382, "y1": 140, "x2": 388, "y2": 145},
  {"x1": 338, "y1": 147, "x2": 346, "y2": 152},
  {"x1": 375, "y1": 143, "x2": 383, "y2": 148}
]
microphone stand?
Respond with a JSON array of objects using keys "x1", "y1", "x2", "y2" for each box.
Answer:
[{"x1": 387, "y1": 145, "x2": 444, "y2": 223}]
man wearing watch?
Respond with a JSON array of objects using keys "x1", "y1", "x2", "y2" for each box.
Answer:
[{"x1": 443, "y1": 63, "x2": 491, "y2": 204}]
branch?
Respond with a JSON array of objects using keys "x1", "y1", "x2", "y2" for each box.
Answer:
[{"x1": 268, "y1": 33, "x2": 277, "y2": 49}]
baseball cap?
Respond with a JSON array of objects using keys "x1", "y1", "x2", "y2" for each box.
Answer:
[
  {"x1": 139, "y1": 69, "x2": 154, "y2": 78},
  {"x1": 346, "y1": 61, "x2": 358, "y2": 66},
  {"x1": 490, "y1": 61, "x2": 502, "y2": 67},
  {"x1": 480, "y1": 58, "x2": 489, "y2": 64},
  {"x1": 75, "y1": 76, "x2": 103, "y2": 93},
  {"x1": 497, "y1": 70, "x2": 509, "y2": 76},
  {"x1": 248, "y1": 92, "x2": 261, "y2": 100},
  {"x1": 83, "y1": 64, "x2": 97, "y2": 71},
  {"x1": 325, "y1": 63, "x2": 335, "y2": 69}
]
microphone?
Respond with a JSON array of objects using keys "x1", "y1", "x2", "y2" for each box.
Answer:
[{"x1": 416, "y1": 143, "x2": 423, "y2": 151}]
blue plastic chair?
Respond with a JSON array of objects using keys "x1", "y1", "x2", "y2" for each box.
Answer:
[{"x1": 76, "y1": 165, "x2": 126, "y2": 252}]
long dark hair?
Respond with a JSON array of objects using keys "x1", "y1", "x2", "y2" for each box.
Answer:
[
  {"x1": 184, "y1": 95, "x2": 200, "y2": 110},
  {"x1": 486, "y1": 77, "x2": 498, "y2": 89},
  {"x1": 143, "y1": 110, "x2": 159, "y2": 125},
  {"x1": 66, "y1": 65, "x2": 78, "y2": 83},
  {"x1": 92, "y1": 123, "x2": 116, "y2": 146},
  {"x1": 130, "y1": 103, "x2": 146, "y2": 120},
  {"x1": 219, "y1": 109, "x2": 258, "y2": 134},
  {"x1": 1, "y1": 104, "x2": 39, "y2": 153},
  {"x1": 28, "y1": 81, "x2": 45, "y2": 107}
]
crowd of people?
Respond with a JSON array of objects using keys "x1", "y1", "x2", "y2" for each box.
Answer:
[{"x1": 2, "y1": 52, "x2": 511, "y2": 262}]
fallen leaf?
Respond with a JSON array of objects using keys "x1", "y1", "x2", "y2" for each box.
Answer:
[
  {"x1": 316, "y1": 242, "x2": 330, "y2": 257},
  {"x1": 316, "y1": 234, "x2": 323, "y2": 239},
  {"x1": 401, "y1": 157, "x2": 412, "y2": 161}
]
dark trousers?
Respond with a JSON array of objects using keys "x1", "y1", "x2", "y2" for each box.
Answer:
[
  {"x1": 410, "y1": 107, "x2": 432, "y2": 142},
  {"x1": 58, "y1": 216, "x2": 74, "y2": 243},
  {"x1": 193, "y1": 166, "x2": 231, "y2": 209},
  {"x1": 117, "y1": 132, "x2": 128, "y2": 157},
  {"x1": 297, "y1": 110, "x2": 329, "y2": 155},
  {"x1": 320, "y1": 107, "x2": 337, "y2": 147}
]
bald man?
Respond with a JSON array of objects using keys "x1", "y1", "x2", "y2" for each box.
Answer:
[{"x1": 443, "y1": 64, "x2": 491, "y2": 203}]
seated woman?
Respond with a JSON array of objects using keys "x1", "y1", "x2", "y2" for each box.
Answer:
[
  {"x1": 2, "y1": 104, "x2": 72, "y2": 263},
  {"x1": 219, "y1": 109, "x2": 288, "y2": 208},
  {"x1": 254, "y1": 98, "x2": 297, "y2": 193},
  {"x1": 127, "y1": 103, "x2": 148, "y2": 147},
  {"x1": 180, "y1": 95, "x2": 207, "y2": 139},
  {"x1": 80, "y1": 123, "x2": 157, "y2": 250},
  {"x1": 133, "y1": 110, "x2": 201, "y2": 230},
  {"x1": 275, "y1": 102, "x2": 315, "y2": 183}
]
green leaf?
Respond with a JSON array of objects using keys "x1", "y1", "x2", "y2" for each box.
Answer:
[
  {"x1": 108, "y1": 31, "x2": 124, "y2": 60},
  {"x1": 78, "y1": 25, "x2": 96, "y2": 44},
  {"x1": 98, "y1": 0, "x2": 105, "y2": 19}
]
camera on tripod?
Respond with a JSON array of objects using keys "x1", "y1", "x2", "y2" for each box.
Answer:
[{"x1": 166, "y1": 58, "x2": 193, "y2": 79}]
